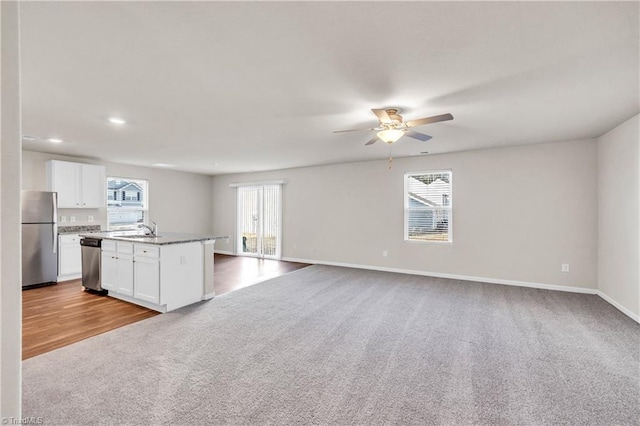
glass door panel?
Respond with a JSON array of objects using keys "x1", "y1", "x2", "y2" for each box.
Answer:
[
  {"x1": 237, "y1": 185, "x2": 281, "y2": 259},
  {"x1": 238, "y1": 186, "x2": 259, "y2": 256}
]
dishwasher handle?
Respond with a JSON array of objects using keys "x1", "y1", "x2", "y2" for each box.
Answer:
[{"x1": 80, "y1": 238, "x2": 102, "y2": 248}]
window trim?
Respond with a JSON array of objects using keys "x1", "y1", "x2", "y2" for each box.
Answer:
[
  {"x1": 106, "y1": 176, "x2": 149, "y2": 231},
  {"x1": 403, "y1": 170, "x2": 453, "y2": 244}
]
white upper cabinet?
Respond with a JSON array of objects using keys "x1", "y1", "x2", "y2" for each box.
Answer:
[
  {"x1": 46, "y1": 160, "x2": 106, "y2": 208},
  {"x1": 80, "y1": 164, "x2": 106, "y2": 208}
]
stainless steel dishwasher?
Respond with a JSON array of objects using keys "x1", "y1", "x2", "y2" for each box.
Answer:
[{"x1": 80, "y1": 237, "x2": 105, "y2": 293}]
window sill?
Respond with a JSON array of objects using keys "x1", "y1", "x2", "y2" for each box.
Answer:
[{"x1": 404, "y1": 239, "x2": 453, "y2": 246}]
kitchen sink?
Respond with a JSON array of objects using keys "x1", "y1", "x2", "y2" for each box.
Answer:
[
  {"x1": 110, "y1": 232, "x2": 161, "y2": 239},
  {"x1": 109, "y1": 230, "x2": 142, "y2": 236}
]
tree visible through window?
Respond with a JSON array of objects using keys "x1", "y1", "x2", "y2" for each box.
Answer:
[
  {"x1": 404, "y1": 171, "x2": 452, "y2": 242},
  {"x1": 107, "y1": 177, "x2": 149, "y2": 229}
]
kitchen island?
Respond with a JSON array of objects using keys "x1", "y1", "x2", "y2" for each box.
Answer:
[{"x1": 81, "y1": 231, "x2": 228, "y2": 313}]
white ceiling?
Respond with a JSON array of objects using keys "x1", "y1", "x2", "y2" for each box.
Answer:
[{"x1": 19, "y1": 1, "x2": 639, "y2": 175}]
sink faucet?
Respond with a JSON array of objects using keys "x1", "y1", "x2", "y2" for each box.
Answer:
[{"x1": 139, "y1": 221, "x2": 157, "y2": 236}]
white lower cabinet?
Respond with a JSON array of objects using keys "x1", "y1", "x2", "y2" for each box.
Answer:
[
  {"x1": 133, "y1": 256, "x2": 160, "y2": 304},
  {"x1": 101, "y1": 252, "x2": 117, "y2": 291},
  {"x1": 101, "y1": 241, "x2": 203, "y2": 312},
  {"x1": 101, "y1": 241, "x2": 133, "y2": 296},
  {"x1": 115, "y1": 255, "x2": 134, "y2": 296},
  {"x1": 58, "y1": 234, "x2": 82, "y2": 280}
]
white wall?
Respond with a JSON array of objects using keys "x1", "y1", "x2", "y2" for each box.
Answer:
[
  {"x1": 597, "y1": 114, "x2": 640, "y2": 320},
  {"x1": 1, "y1": 0, "x2": 22, "y2": 417},
  {"x1": 22, "y1": 150, "x2": 214, "y2": 234},
  {"x1": 213, "y1": 139, "x2": 598, "y2": 290}
]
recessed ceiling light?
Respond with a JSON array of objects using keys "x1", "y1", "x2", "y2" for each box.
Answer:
[
  {"x1": 48, "y1": 138, "x2": 63, "y2": 143},
  {"x1": 152, "y1": 163, "x2": 176, "y2": 168},
  {"x1": 108, "y1": 117, "x2": 127, "y2": 125}
]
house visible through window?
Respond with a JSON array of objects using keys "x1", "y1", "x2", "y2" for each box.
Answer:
[
  {"x1": 107, "y1": 177, "x2": 149, "y2": 230},
  {"x1": 404, "y1": 171, "x2": 452, "y2": 242}
]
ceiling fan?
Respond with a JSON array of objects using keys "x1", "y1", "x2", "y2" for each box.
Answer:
[{"x1": 334, "y1": 108, "x2": 453, "y2": 145}]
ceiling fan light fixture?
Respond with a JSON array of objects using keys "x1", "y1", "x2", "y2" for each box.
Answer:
[{"x1": 377, "y1": 129, "x2": 404, "y2": 144}]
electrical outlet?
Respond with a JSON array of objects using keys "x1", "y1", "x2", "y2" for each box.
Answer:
[
  {"x1": 88, "y1": 216, "x2": 94, "y2": 222},
  {"x1": 70, "y1": 216, "x2": 76, "y2": 223},
  {"x1": 561, "y1": 263, "x2": 570, "y2": 273},
  {"x1": 180, "y1": 255, "x2": 187, "y2": 265},
  {"x1": 382, "y1": 250, "x2": 388, "y2": 257},
  {"x1": 60, "y1": 216, "x2": 67, "y2": 223}
]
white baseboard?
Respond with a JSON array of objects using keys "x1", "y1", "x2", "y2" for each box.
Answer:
[
  {"x1": 107, "y1": 292, "x2": 167, "y2": 313},
  {"x1": 211, "y1": 254, "x2": 638, "y2": 323},
  {"x1": 202, "y1": 292, "x2": 215, "y2": 300},
  {"x1": 57, "y1": 273, "x2": 81, "y2": 282},
  {"x1": 597, "y1": 291, "x2": 640, "y2": 324},
  {"x1": 281, "y1": 256, "x2": 598, "y2": 295},
  {"x1": 282, "y1": 257, "x2": 640, "y2": 322},
  {"x1": 214, "y1": 250, "x2": 235, "y2": 255}
]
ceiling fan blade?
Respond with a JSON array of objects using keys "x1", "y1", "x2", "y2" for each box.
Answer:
[
  {"x1": 406, "y1": 113, "x2": 453, "y2": 128},
  {"x1": 333, "y1": 127, "x2": 376, "y2": 133},
  {"x1": 372, "y1": 108, "x2": 391, "y2": 123},
  {"x1": 405, "y1": 130, "x2": 433, "y2": 142},
  {"x1": 365, "y1": 136, "x2": 379, "y2": 146}
]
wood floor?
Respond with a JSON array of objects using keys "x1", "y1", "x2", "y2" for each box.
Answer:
[
  {"x1": 22, "y1": 254, "x2": 310, "y2": 360},
  {"x1": 213, "y1": 253, "x2": 309, "y2": 296},
  {"x1": 22, "y1": 282, "x2": 159, "y2": 360}
]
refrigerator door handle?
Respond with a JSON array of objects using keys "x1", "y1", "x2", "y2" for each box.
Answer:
[
  {"x1": 53, "y1": 223, "x2": 57, "y2": 254},
  {"x1": 52, "y1": 193, "x2": 57, "y2": 254}
]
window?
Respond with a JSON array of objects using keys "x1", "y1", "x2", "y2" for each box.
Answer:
[
  {"x1": 404, "y1": 171, "x2": 452, "y2": 242},
  {"x1": 107, "y1": 177, "x2": 149, "y2": 230}
]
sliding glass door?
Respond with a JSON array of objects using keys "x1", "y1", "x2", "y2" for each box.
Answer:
[{"x1": 236, "y1": 184, "x2": 281, "y2": 259}]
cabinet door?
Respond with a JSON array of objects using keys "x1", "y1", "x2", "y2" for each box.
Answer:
[
  {"x1": 134, "y1": 257, "x2": 160, "y2": 304},
  {"x1": 116, "y1": 254, "x2": 134, "y2": 296},
  {"x1": 59, "y1": 242, "x2": 82, "y2": 276},
  {"x1": 101, "y1": 251, "x2": 118, "y2": 291},
  {"x1": 81, "y1": 164, "x2": 105, "y2": 208},
  {"x1": 49, "y1": 161, "x2": 81, "y2": 208}
]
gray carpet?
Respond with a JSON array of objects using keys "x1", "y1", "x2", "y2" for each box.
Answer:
[{"x1": 23, "y1": 265, "x2": 640, "y2": 425}]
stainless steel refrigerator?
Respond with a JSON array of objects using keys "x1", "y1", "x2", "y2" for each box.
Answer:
[{"x1": 22, "y1": 190, "x2": 58, "y2": 288}]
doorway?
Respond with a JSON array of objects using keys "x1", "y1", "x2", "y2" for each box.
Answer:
[{"x1": 236, "y1": 184, "x2": 282, "y2": 259}]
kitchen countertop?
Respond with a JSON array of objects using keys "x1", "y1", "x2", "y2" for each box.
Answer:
[
  {"x1": 79, "y1": 231, "x2": 228, "y2": 245},
  {"x1": 58, "y1": 225, "x2": 102, "y2": 234}
]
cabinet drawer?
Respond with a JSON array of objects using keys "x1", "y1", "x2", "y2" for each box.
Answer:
[
  {"x1": 59, "y1": 234, "x2": 80, "y2": 245},
  {"x1": 102, "y1": 240, "x2": 116, "y2": 252},
  {"x1": 117, "y1": 242, "x2": 134, "y2": 254},
  {"x1": 134, "y1": 244, "x2": 159, "y2": 259}
]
